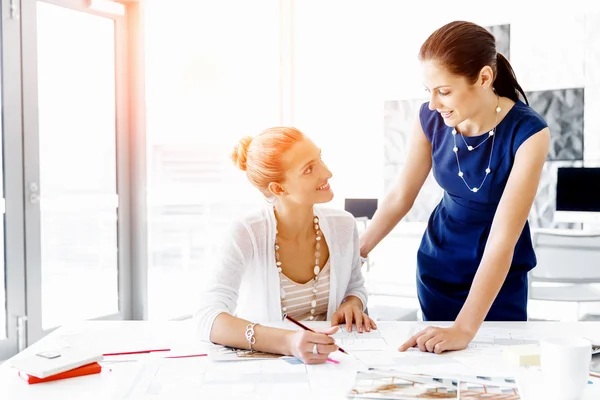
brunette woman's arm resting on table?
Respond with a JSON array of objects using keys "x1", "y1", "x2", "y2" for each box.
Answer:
[
  {"x1": 194, "y1": 220, "x2": 338, "y2": 364},
  {"x1": 400, "y1": 127, "x2": 551, "y2": 354},
  {"x1": 360, "y1": 117, "x2": 432, "y2": 257},
  {"x1": 454, "y1": 128, "x2": 550, "y2": 332}
]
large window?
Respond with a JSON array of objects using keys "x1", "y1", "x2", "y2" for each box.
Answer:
[
  {"x1": 35, "y1": 2, "x2": 119, "y2": 329},
  {"x1": 145, "y1": 0, "x2": 281, "y2": 320}
]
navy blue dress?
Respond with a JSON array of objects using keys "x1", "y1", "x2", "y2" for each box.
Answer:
[{"x1": 417, "y1": 100, "x2": 547, "y2": 321}]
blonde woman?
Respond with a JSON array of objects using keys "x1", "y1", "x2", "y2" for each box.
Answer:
[{"x1": 195, "y1": 127, "x2": 376, "y2": 364}]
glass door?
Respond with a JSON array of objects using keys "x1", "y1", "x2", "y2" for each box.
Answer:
[{"x1": 21, "y1": 0, "x2": 131, "y2": 345}]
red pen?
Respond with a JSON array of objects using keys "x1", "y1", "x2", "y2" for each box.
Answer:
[
  {"x1": 164, "y1": 354, "x2": 207, "y2": 359},
  {"x1": 284, "y1": 314, "x2": 348, "y2": 355},
  {"x1": 103, "y1": 349, "x2": 171, "y2": 357}
]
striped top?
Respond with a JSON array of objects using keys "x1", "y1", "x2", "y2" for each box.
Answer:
[{"x1": 279, "y1": 259, "x2": 331, "y2": 321}]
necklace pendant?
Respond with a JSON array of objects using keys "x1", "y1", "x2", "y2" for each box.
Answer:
[
  {"x1": 275, "y1": 213, "x2": 323, "y2": 320},
  {"x1": 453, "y1": 100, "x2": 498, "y2": 194}
]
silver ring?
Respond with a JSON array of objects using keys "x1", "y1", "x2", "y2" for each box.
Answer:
[{"x1": 312, "y1": 343, "x2": 319, "y2": 355}]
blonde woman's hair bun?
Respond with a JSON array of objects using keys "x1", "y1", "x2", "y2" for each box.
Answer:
[{"x1": 231, "y1": 136, "x2": 253, "y2": 171}]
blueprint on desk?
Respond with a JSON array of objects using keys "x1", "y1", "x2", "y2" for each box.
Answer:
[
  {"x1": 120, "y1": 322, "x2": 600, "y2": 399},
  {"x1": 121, "y1": 356, "x2": 359, "y2": 399},
  {"x1": 331, "y1": 327, "x2": 391, "y2": 351}
]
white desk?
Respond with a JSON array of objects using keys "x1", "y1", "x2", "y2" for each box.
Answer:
[{"x1": 2, "y1": 321, "x2": 600, "y2": 399}]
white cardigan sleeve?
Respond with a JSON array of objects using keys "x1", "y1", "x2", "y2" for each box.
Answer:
[
  {"x1": 193, "y1": 220, "x2": 254, "y2": 342},
  {"x1": 342, "y1": 221, "x2": 368, "y2": 311}
]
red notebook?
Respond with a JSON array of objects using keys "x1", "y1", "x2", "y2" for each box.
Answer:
[{"x1": 18, "y1": 362, "x2": 102, "y2": 384}]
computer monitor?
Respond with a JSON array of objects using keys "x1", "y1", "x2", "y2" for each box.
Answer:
[
  {"x1": 344, "y1": 198, "x2": 378, "y2": 220},
  {"x1": 554, "y1": 167, "x2": 600, "y2": 224}
]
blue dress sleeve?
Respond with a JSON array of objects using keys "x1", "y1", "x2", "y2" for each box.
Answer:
[{"x1": 511, "y1": 104, "x2": 548, "y2": 155}]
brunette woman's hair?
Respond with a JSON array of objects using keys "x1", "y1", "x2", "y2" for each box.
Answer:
[{"x1": 419, "y1": 20, "x2": 528, "y2": 104}]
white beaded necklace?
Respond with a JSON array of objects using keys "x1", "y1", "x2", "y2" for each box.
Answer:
[
  {"x1": 451, "y1": 96, "x2": 501, "y2": 193},
  {"x1": 275, "y1": 214, "x2": 322, "y2": 320}
]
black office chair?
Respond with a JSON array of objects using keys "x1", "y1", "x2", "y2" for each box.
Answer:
[
  {"x1": 344, "y1": 198, "x2": 378, "y2": 273},
  {"x1": 344, "y1": 198, "x2": 420, "y2": 321},
  {"x1": 344, "y1": 198, "x2": 378, "y2": 233}
]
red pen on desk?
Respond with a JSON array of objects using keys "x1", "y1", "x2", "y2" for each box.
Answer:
[
  {"x1": 103, "y1": 349, "x2": 170, "y2": 357},
  {"x1": 284, "y1": 314, "x2": 348, "y2": 355},
  {"x1": 165, "y1": 354, "x2": 207, "y2": 359}
]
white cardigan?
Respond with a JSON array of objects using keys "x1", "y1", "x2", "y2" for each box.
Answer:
[{"x1": 194, "y1": 205, "x2": 368, "y2": 342}]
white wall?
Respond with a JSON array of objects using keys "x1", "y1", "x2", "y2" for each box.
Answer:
[{"x1": 292, "y1": 0, "x2": 600, "y2": 210}]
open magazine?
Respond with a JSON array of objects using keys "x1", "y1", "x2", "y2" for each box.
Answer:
[
  {"x1": 348, "y1": 370, "x2": 458, "y2": 399},
  {"x1": 348, "y1": 369, "x2": 520, "y2": 400}
]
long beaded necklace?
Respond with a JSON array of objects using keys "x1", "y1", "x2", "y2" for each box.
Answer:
[
  {"x1": 451, "y1": 96, "x2": 501, "y2": 193},
  {"x1": 275, "y1": 214, "x2": 322, "y2": 320}
]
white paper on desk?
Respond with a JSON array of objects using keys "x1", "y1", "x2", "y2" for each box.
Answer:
[
  {"x1": 125, "y1": 358, "x2": 312, "y2": 399},
  {"x1": 373, "y1": 322, "x2": 415, "y2": 348},
  {"x1": 392, "y1": 353, "x2": 475, "y2": 377},
  {"x1": 204, "y1": 360, "x2": 308, "y2": 385},
  {"x1": 452, "y1": 354, "x2": 516, "y2": 377},
  {"x1": 349, "y1": 348, "x2": 473, "y2": 378},
  {"x1": 208, "y1": 346, "x2": 295, "y2": 362},
  {"x1": 352, "y1": 350, "x2": 397, "y2": 368},
  {"x1": 332, "y1": 329, "x2": 391, "y2": 351},
  {"x1": 122, "y1": 357, "x2": 210, "y2": 399}
]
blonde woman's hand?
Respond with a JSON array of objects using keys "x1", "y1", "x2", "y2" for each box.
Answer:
[
  {"x1": 285, "y1": 326, "x2": 339, "y2": 364},
  {"x1": 331, "y1": 296, "x2": 377, "y2": 333}
]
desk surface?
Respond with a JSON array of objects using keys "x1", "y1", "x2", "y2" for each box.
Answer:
[{"x1": 2, "y1": 321, "x2": 600, "y2": 399}]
